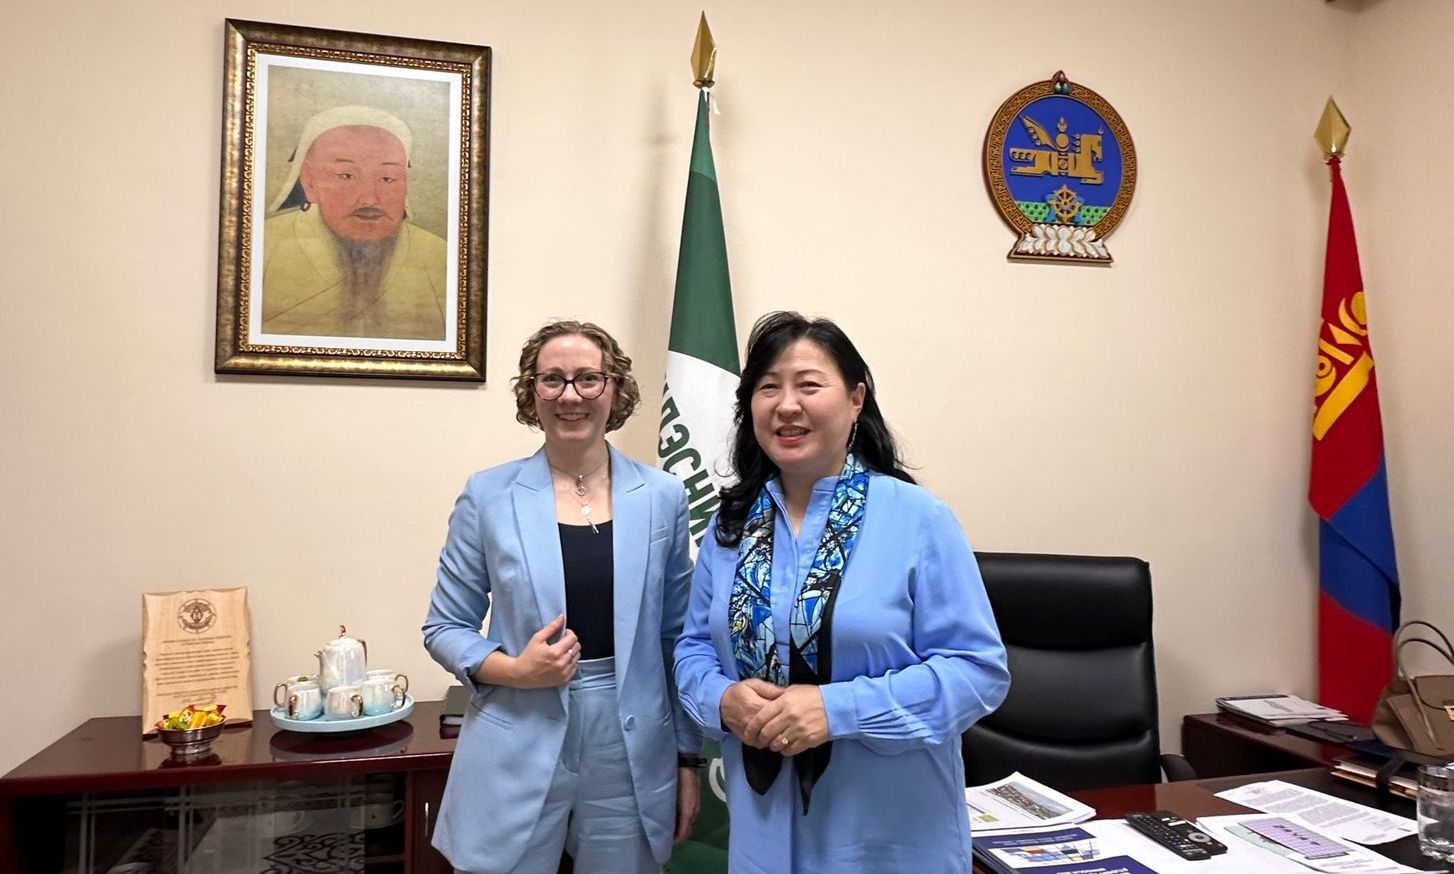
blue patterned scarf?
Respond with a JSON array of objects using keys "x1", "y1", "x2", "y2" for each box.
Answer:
[{"x1": 728, "y1": 453, "x2": 869, "y2": 810}]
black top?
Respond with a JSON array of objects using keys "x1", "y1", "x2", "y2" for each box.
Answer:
[{"x1": 559, "y1": 521, "x2": 614, "y2": 660}]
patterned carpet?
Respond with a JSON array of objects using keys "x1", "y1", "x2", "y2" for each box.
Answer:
[
  {"x1": 261, "y1": 831, "x2": 364, "y2": 874},
  {"x1": 105, "y1": 825, "x2": 368, "y2": 873}
]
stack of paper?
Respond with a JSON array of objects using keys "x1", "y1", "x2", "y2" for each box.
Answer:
[
  {"x1": 1197, "y1": 814, "x2": 1420, "y2": 873},
  {"x1": 1216, "y1": 694, "x2": 1348, "y2": 726},
  {"x1": 1213, "y1": 780, "x2": 1418, "y2": 846},
  {"x1": 965, "y1": 772, "x2": 1096, "y2": 833},
  {"x1": 972, "y1": 825, "x2": 1148, "y2": 874},
  {"x1": 972, "y1": 816, "x2": 1421, "y2": 874}
]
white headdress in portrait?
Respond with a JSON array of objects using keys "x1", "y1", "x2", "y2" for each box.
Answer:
[{"x1": 269, "y1": 105, "x2": 415, "y2": 214}]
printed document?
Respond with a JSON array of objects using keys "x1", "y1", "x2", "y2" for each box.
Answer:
[
  {"x1": 1198, "y1": 814, "x2": 1420, "y2": 873},
  {"x1": 1213, "y1": 780, "x2": 1417, "y2": 845},
  {"x1": 966, "y1": 772, "x2": 1096, "y2": 832},
  {"x1": 972, "y1": 818, "x2": 1405, "y2": 874},
  {"x1": 973, "y1": 825, "x2": 1158, "y2": 874},
  {"x1": 1217, "y1": 695, "x2": 1346, "y2": 723}
]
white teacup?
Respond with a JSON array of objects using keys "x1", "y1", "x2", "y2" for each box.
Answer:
[
  {"x1": 325, "y1": 684, "x2": 364, "y2": 720},
  {"x1": 273, "y1": 675, "x2": 316, "y2": 705},
  {"x1": 366, "y1": 669, "x2": 409, "y2": 696},
  {"x1": 349, "y1": 793, "x2": 406, "y2": 830},
  {"x1": 279, "y1": 680, "x2": 323, "y2": 720},
  {"x1": 266, "y1": 809, "x2": 307, "y2": 835},
  {"x1": 275, "y1": 676, "x2": 323, "y2": 719},
  {"x1": 360, "y1": 677, "x2": 405, "y2": 716}
]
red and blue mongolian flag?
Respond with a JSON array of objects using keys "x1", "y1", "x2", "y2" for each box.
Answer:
[{"x1": 1310, "y1": 156, "x2": 1399, "y2": 724}]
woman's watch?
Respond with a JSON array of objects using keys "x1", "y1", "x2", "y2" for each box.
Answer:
[{"x1": 677, "y1": 753, "x2": 708, "y2": 770}]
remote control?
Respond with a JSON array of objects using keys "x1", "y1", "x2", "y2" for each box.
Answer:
[{"x1": 1124, "y1": 810, "x2": 1228, "y2": 861}]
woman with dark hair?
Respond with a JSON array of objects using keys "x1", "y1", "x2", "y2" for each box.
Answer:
[
  {"x1": 675, "y1": 311, "x2": 1009, "y2": 873},
  {"x1": 424, "y1": 320, "x2": 702, "y2": 874}
]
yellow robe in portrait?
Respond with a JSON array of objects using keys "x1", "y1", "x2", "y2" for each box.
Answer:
[{"x1": 260, "y1": 208, "x2": 449, "y2": 341}]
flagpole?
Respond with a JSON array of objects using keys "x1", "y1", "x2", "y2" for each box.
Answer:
[
  {"x1": 658, "y1": 13, "x2": 740, "y2": 552},
  {"x1": 1308, "y1": 97, "x2": 1401, "y2": 723},
  {"x1": 658, "y1": 17, "x2": 738, "y2": 872}
]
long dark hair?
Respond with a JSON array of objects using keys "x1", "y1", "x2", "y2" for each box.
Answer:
[{"x1": 715, "y1": 312, "x2": 915, "y2": 548}]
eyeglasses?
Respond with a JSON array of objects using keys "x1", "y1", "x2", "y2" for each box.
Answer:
[{"x1": 531, "y1": 371, "x2": 611, "y2": 400}]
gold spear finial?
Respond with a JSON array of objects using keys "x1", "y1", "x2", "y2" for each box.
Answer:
[
  {"x1": 1314, "y1": 97, "x2": 1351, "y2": 158},
  {"x1": 692, "y1": 13, "x2": 717, "y2": 89}
]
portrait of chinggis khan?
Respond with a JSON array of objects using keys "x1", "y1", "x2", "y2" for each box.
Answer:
[
  {"x1": 216, "y1": 21, "x2": 487, "y2": 380},
  {"x1": 256, "y1": 64, "x2": 456, "y2": 344}
]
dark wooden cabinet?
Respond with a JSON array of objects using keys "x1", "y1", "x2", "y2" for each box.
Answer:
[
  {"x1": 0, "y1": 700, "x2": 456, "y2": 873},
  {"x1": 408, "y1": 763, "x2": 452, "y2": 874},
  {"x1": 1181, "y1": 712, "x2": 1344, "y2": 777}
]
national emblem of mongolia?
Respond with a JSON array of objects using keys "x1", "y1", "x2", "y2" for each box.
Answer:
[{"x1": 983, "y1": 71, "x2": 1137, "y2": 263}]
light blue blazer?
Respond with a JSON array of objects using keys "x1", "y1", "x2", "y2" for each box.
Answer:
[{"x1": 423, "y1": 445, "x2": 702, "y2": 874}]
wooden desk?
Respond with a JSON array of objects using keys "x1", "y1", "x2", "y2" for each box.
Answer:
[
  {"x1": 972, "y1": 768, "x2": 1449, "y2": 873},
  {"x1": 1182, "y1": 712, "x2": 1346, "y2": 776},
  {"x1": 0, "y1": 700, "x2": 457, "y2": 873}
]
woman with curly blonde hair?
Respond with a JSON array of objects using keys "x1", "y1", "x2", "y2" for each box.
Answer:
[{"x1": 424, "y1": 320, "x2": 703, "y2": 873}]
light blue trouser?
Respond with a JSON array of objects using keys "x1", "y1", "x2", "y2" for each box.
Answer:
[{"x1": 463, "y1": 657, "x2": 658, "y2": 874}]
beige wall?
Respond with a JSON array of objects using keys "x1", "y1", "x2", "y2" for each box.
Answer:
[
  {"x1": 1336, "y1": 1, "x2": 1454, "y2": 673},
  {"x1": 1, "y1": 0, "x2": 1450, "y2": 775}
]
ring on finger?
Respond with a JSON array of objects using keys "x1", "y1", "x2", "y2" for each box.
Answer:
[{"x1": 776, "y1": 734, "x2": 789, "y2": 748}]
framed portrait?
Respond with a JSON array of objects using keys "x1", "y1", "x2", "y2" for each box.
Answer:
[{"x1": 215, "y1": 20, "x2": 489, "y2": 380}]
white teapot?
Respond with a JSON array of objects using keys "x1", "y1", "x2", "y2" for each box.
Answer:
[{"x1": 316, "y1": 624, "x2": 367, "y2": 692}]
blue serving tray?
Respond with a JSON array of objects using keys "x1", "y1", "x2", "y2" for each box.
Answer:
[{"x1": 269, "y1": 694, "x2": 414, "y2": 733}]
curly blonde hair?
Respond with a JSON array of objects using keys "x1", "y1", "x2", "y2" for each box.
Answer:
[{"x1": 512, "y1": 320, "x2": 641, "y2": 433}]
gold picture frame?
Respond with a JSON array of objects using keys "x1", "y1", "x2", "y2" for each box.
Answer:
[{"x1": 215, "y1": 19, "x2": 489, "y2": 380}]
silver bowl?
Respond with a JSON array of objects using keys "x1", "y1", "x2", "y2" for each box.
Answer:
[{"x1": 157, "y1": 720, "x2": 225, "y2": 759}]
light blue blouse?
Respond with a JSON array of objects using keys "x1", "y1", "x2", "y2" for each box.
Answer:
[{"x1": 675, "y1": 472, "x2": 1010, "y2": 874}]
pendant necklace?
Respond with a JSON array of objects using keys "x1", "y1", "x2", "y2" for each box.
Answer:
[{"x1": 552, "y1": 456, "x2": 609, "y2": 534}]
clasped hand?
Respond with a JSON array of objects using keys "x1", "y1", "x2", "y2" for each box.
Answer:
[
  {"x1": 505, "y1": 614, "x2": 581, "y2": 688},
  {"x1": 721, "y1": 680, "x2": 829, "y2": 757}
]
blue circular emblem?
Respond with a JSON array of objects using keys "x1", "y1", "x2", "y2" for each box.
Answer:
[{"x1": 984, "y1": 72, "x2": 1137, "y2": 263}]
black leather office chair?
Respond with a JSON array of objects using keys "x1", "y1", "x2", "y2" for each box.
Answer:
[{"x1": 962, "y1": 552, "x2": 1196, "y2": 791}]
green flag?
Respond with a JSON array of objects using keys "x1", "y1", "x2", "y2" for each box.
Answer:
[
  {"x1": 659, "y1": 92, "x2": 740, "y2": 549},
  {"x1": 661, "y1": 91, "x2": 737, "y2": 874}
]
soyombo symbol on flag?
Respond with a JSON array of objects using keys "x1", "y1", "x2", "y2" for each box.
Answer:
[{"x1": 1310, "y1": 147, "x2": 1399, "y2": 725}]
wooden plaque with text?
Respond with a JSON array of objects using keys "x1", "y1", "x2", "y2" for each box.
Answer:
[{"x1": 141, "y1": 587, "x2": 254, "y2": 734}]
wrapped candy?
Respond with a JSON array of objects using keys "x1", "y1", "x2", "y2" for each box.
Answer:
[{"x1": 154, "y1": 703, "x2": 227, "y2": 732}]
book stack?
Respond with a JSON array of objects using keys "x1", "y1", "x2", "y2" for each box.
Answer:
[
  {"x1": 1215, "y1": 694, "x2": 1347, "y2": 726},
  {"x1": 440, "y1": 685, "x2": 468, "y2": 727},
  {"x1": 1330, "y1": 759, "x2": 1418, "y2": 800},
  {"x1": 1329, "y1": 737, "x2": 1443, "y2": 801}
]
